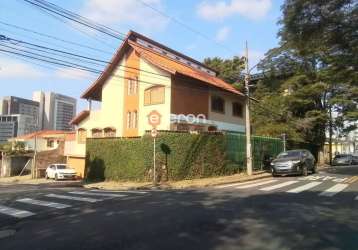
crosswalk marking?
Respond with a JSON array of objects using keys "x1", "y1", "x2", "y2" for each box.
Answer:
[
  {"x1": 286, "y1": 181, "x2": 322, "y2": 193},
  {"x1": 235, "y1": 179, "x2": 278, "y2": 189},
  {"x1": 45, "y1": 194, "x2": 102, "y2": 203},
  {"x1": 0, "y1": 205, "x2": 35, "y2": 218},
  {"x1": 214, "y1": 179, "x2": 268, "y2": 189},
  {"x1": 90, "y1": 190, "x2": 147, "y2": 194},
  {"x1": 16, "y1": 198, "x2": 71, "y2": 209},
  {"x1": 259, "y1": 181, "x2": 299, "y2": 191},
  {"x1": 319, "y1": 184, "x2": 349, "y2": 197},
  {"x1": 69, "y1": 191, "x2": 127, "y2": 198}
]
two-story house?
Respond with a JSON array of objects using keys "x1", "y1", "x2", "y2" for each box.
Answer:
[{"x1": 67, "y1": 31, "x2": 246, "y2": 176}]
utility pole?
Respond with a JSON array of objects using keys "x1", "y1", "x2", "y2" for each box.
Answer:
[
  {"x1": 282, "y1": 133, "x2": 287, "y2": 152},
  {"x1": 244, "y1": 41, "x2": 253, "y2": 176},
  {"x1": 32, "y1": 135, "x2": 38, "y2": 178},
  {"x1": 329, "y1": 105, "x2": 333, "y2": 166}
]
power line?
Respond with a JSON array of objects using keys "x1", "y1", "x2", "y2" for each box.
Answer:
[
  {"x1": 136, "y1": 0, "x2": 239, "y2": 55},
  {"x1": 0, "y1": 46, "x2": 242, "y2": 97},
  {"x1": 0, "y1": 35, "x2": 170, "y2": 79},
  {"x1": 22, "y1": 0, "x2": 126, "y2": 40},
  {"x1": 0, "y1": 20, "x2": 113, "y2": 55},
  {"x1": 21, "y1": 1, "x2": 118, "y2": 49}
]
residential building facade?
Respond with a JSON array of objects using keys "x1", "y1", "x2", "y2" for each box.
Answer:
[
  {"x1": 67, "y1": 31, "x2": 247, "y2": 174},
  {"x1": 71, "y1": 31, "x2": 246, "y2": 137},
  {"x1": 33, "y1": 91, "x2": 77, "y2": 131}
]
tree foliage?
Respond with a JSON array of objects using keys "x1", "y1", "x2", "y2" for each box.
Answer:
[
  {"x1": 203, "y1": 56, "x2": 245, "y2": 84},
  {"x1": 252, "y1": 0, "x2": 357, "y2": 150}
]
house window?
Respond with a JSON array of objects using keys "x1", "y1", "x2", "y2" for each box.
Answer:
[
  {"x1": 144, "y1": 86, "x2": 165, "y2": 105},
  {"x1": 211, "y1": 96, "x2": 225, "y2": 113},
  {"x1": 77, "y1": 128, "x2": 87, "y2": 144},
  {"x1": 127, "y1": 77, "x2": 138, "y2": 95},
  {"x1": 47, "y1": 140, "x2": 54, "y2": 148},
  {"x1": 91, "y1": 128, "x2": 103, "y2": 138},
  {"x1": 126, "y1": 111, "x2": 138, "y2": 129},
  {"x1": 132, "y1": 111, "x2": 138, "y2": 129},
  {"x1": 104, "y1": 127, "x2": 116, "y2": 137},
  {"x1": 127, "y1": 112, "x2": 132, "y2": 129},
  {"x1": 232, "y1": 102, "x2": 244, "y2": 117}
]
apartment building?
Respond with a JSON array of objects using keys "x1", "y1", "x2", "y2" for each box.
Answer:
[
  {"x1": 0, "y1": 114, "x2": 38, "y2": 143},
  {"x1": 33, "y1": 91, "x2": 77, "y2": 131},
  {"x1": 0, "y1": 96, "x2": 40, "y2": 142}
]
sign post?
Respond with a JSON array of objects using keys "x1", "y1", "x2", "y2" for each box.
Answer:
[{"x1": 147, "y1": 111, "x2": 161, "y2": 185}]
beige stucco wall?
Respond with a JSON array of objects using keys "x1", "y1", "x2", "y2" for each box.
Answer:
[
  {"x1": 208, "y1": 90, "x2": 246, "y2": 132},
  {"x1": 78, "y1": 58, "x2": 126, "y2": 137},
  {"x1": 138, "y1": 57, "x2": 172, "y2": 135}
]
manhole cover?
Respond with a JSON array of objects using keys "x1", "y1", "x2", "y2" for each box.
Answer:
[{"x1": 0, "y1": 229, "x2": 16, "y2": 239}]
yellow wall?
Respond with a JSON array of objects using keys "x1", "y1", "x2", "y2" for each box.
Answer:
[
  {"x1": 67, "y1": 156, "x2": 85, "y2": 178},
  {"x1": 78, "y1": 58, "x2": 125, "y2": 137},
  {"x1": 138, "y1": 57, "x2": 172, "y2": 134}
]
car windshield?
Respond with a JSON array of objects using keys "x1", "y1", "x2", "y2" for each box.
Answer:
[
  {"x1": 277, "y1": 151, "x2": 301, "y2": 159},
  {"x1": 56, "y1": 165, "x2": 67, "y2": 169},
  {"x1": 334, "y1": 154, "x2": 350, "y2": 159}
]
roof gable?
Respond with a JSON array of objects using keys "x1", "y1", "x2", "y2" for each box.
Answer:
[{"x1": 80, "y1": 30, "x2": 243, "y2": 101}]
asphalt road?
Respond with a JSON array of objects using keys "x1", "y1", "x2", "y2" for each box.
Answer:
[{"x1": 0, "y1": 165, "x2": 357, "y2": 250}]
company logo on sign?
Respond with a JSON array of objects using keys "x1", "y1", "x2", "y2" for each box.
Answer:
[{"x1": 147, "y1": 110, "x2": 161, "y2": 128}]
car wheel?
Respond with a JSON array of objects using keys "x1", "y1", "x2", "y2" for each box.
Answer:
[
  {"x1": 271, "y1": 168, "x2": 277, "y2": 177},
  {"x1": 312, "y1": 165, "x2": 317, "y2": 174},
  {"x1": 55, "y1": 174, "x2": 58, "y2": 181},
  {"x1": 302, "y1": 165, "x2": 308, "y2": 176}
]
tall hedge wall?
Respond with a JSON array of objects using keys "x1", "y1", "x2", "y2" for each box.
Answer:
[
  {"x1": 85, "y1": 132, "x2": 283, "y2": 182},
  {"x1": 86, "y1": 132, "x2": 238, "y2": 181}
]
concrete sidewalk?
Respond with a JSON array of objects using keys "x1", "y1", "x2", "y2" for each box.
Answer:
[{"x1": 84, "y1": 171, "x2": 272, "y2": 190}]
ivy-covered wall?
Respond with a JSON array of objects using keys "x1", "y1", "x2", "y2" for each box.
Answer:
[{"x1": 85, "y1": 131, "x2": 283, "y2": 182}]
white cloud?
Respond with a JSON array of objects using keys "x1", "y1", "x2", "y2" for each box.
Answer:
[
  {"x1": 55, "y1": 68, "x2": 94, "y2": 80},
  {"x1": 81, "y1": 0, "x2": 169, "y2": 32},
  {"x1": 215, "y1": 26, "x2": 231, "y2": 42},
  {"x1": 0, "y1": 57, "x2": 47, "y2": 79},
  {"x1": 197, "y1": 0, "x2": 272, "y2": 21}
]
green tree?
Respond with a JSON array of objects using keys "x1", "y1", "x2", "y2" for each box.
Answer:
[
  {"x1": 203, "y1": 56, "x2": 245, "y2": 84},
  {"x1": 252, "y1": 0, "x2": 357, "y2": 157}
]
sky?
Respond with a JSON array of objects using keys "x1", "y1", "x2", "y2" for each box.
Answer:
[{"x1": 0, "y1": 0, "x2": 284, "y2": 111}]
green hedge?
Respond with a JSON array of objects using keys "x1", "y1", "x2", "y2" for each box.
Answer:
[
  {"x1": 86, "y1": 132, "x2": 238, "y2": 181},
  {"x1": 85, "y1": 132, "x2": 283, "y2": 182}
]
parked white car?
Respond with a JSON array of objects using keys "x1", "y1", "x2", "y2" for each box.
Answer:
[{"x1": 45, "y1": 164, "x2": 77, "y2": 180}]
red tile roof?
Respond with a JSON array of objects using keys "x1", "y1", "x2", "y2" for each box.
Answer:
[
  {"x1": 69, "y1": 110, "x2": 90, "y2": 125},
  {"x1": 80, "y1": 30, "x2": 243, "y2": 100},
  {"x1": 14, "y1": 130, "x2": 74, "y2": 140},
  {"x1": 129, "y1": 41, "x2": 243, "y2": 96}
]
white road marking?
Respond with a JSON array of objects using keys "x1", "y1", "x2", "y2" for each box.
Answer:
[
  {"x1": 286, "y1": 181, "x2": 322, "y2": 193},
  {"x1": 214, "y1": 179, "x2": 268, "y2": 189},
  {"x1": 235, "y1": 179, "x2": 278, "y2": 189},
  {"x1": 319, "y1": 184, "x2": 349, "y2": 197},
  {"x1": 259, "y1": 181, "x2": 299, "y2": 191},
  {"x1": 69, "y1": 191, "x2": 127, "y2": 198},
  {"x1": 0, "y1": 205, "x2": 35, "y2": 218},
  {"x1": 90, "y1": 190, "x2": 147, "y2": 194},
  {"x1": 16, "y1": 198, "x2": 71, "y2": 209},
  {"x1": 45, "y1": 194, "x2": 102, "y2": 203}
]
